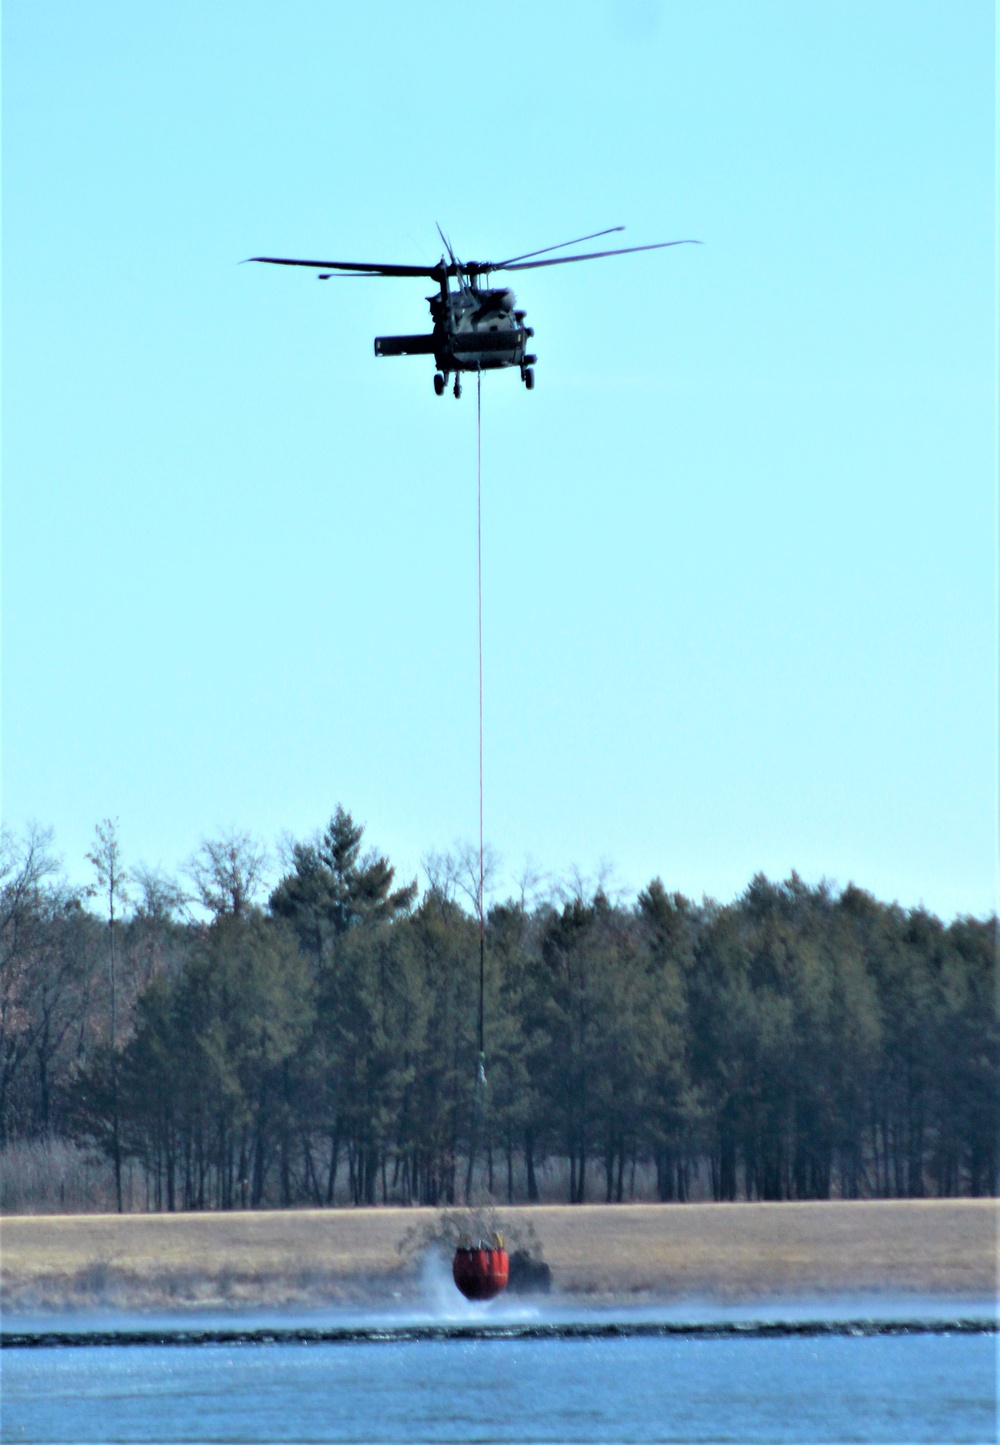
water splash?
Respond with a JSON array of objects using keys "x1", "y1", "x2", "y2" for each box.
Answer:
[{"x1": 412, "y1": 1249, "x2": 541, "y2": 1326}]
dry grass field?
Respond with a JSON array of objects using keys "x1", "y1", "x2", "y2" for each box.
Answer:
[{"x1": 1, "y1": 1200, "x2": 995, "y2": 1311}]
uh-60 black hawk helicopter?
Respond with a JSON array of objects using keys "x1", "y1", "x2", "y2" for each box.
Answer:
[{"x1": 248, "y1": 226, "x2": 699, "y2": 397}]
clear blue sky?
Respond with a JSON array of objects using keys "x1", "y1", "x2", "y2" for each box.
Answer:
[{"x1": 3, "y1": 1, "x2": 995, "y2": 919}]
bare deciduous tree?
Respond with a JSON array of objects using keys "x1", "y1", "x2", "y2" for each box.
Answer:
[
  {"x1": 87, "y1": 818, "x2": 130, "y2": 1211},
  {"x1": 187, "y1": 830, "x2": 269, "y2": 919},
  {"x1": 0, "y1": 826, "x2": 61, "y2": 1142},
  {"x1": 422, "y1": 842, "x2": 500, "y2": 924}
]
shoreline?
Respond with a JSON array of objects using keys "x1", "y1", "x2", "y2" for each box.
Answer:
[{"x1": 1, "y1": 1199, "x2": 995, "y2": 1313}]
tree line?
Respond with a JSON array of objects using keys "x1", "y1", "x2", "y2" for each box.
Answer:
[{"x1": 1, "y1": 811, "x2": 995, "y2": 1210}]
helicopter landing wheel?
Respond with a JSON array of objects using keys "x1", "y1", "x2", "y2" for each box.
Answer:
[
  {"x1": 453, "y1": 375, "x2": 462, "y2": 399},
  {"x1": 433, "y1": 373, "x2": 445, "y2": 396},
  {"x1": 523, "y1": 367, "x2": 535, "y2": 390}
]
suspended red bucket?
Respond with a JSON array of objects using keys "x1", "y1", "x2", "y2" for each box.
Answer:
[{"x1": 452, "y1": 1236, "x2": 510, "y2": 1301}]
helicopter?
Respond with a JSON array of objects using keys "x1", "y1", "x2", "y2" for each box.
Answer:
[{"x1": 247, "y1": 226, "x2": 699, "y2": 397}]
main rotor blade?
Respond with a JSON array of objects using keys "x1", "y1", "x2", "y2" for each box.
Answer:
[
  {"x1": 435, "y1": 223, "x2": 458, "y2": 267},
  {"x1": 494, "y1": 226, "x2": 625, "y2": 268},
  {"x1": 497, "y1": 239, "x2": 701, "y2": 272},
  {"x1": 246, "y1": 256, "x2": 439, "y2": 278}
]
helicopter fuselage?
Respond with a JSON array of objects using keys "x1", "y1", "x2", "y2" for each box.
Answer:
[{"x1": 374, "y1": 272, "x2": 537, "y2": 394}]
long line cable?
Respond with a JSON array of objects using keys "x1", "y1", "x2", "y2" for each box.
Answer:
[
  {"x1": 476, "y1": 368, "x2": 485, "y2": 1076},
  {"x1": 465, "y1": 370, "x2": 487, "y2": 1208}
]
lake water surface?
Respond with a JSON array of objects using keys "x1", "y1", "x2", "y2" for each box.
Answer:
[{"x1": 2, "y1": 1287, "x2": 994, "y2": 1444}]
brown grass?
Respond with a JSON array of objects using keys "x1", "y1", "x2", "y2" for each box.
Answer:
[{"x1": 1, "y1": 1199, "x2": 995, "y2": 1311}]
